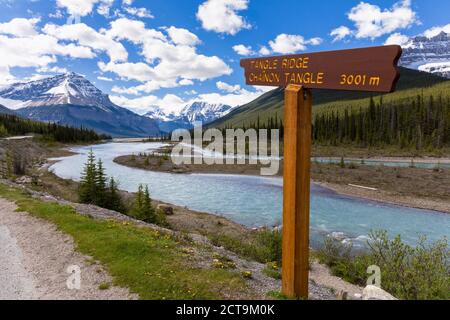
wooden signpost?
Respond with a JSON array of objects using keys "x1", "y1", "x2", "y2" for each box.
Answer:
[{"x1": 240, "y1": 45, "x2": 402, "y2": 299}]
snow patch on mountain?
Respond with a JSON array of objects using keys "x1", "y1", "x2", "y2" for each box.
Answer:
[
  {"x1": 0, "y1": 72, "x2": 119, "y2": 111},
  {"x1": 400, "y1": 31, "x2": 450, "y2": 78},
  {"x1": 179, "y1": 102, "x2": 234, "y2": 124},
  {"x1": 144, "y1": 101, "x2": 235, "y2": 131}
]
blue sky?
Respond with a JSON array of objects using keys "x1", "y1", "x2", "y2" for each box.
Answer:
[{"x1": 1, "y1": 0, "x2": 450, "y2": 114}]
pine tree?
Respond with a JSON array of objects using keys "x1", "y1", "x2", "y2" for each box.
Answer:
[
  {"x1": 131, "y1": 184, "x2": 144, "y2": 219},
  {"x1": 95, "y1": 159, "x2": 107, "y2": 207},
  {"x1": 79, "y1": 150, "x2": 97, "y2": 204},
  {"x1": 130, "y1": 184, "x2": 156, "y2": 223},
  {"x1": 142, "y1": 185, "x2": 156, "y2": 223},
  {"x1": 106, "y1": 177, "x2": 125, "y2": 213}
]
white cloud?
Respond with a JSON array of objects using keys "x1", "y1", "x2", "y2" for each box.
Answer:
[
  {"x1": 165, "y1": 26, "x2": 200, "y2": 46},
  {"x1": 384, "y1": 32, "x2": 411, "y2": 46},
  {"x1": 103, "y1": 18, "x2": 231, "y2": 94},
  {"x1": 0, "y1": 21, "x2": 95, "y2": 86},
  {"x1": 258, "y1": 46, "x2": 271, "y2": 56},
  {"x1": 332, "y1": 0, "x2": 418, "y2": 41},
  {"x1": 216, "y1": 81, "x2": 241, "y2": 93},
  {"x1": 179, "y1": 79, "x2": 194, "y2": 86},
  {"x1": 56, "y1": 0, "x2": 101, "y2": 17},
  {"x1": 232, "y1": 44, "x2": 253, "y2": 56},
  {"x1": 111, "y1": 93, "x2": 186, "y2": 115},
  {"x1": 37, "y1": 66, "x2": 69, "y2": 73},
  {"x1": 196, "y1": 0, "x2": 251, "y2": 35},
  {"x1": 0, "y1": 18, "x2": 40, "y2": 37},
  {"x1": 196, "y1": 88, "x2": 266, "y2": 107},
  {"x1": 97, "y1": 0, "x2": 114, "y2": 17},
  {"x1": 97, "y1": 75, "x2": 113, "y2": 81},
  {"x1": 43, "y1": 23, "x2": 128, "y2": 62},
  {"x1": 99, "y1": 61, "x2": 155, "y2": 82},
  {"x1": 106, "y1": 18, "x2": 165, "y2": 44},
  {"x1": 269, "y1": 34, "x2": 322, "y2": 54},
  {"x1": 49, "y1": 10, "x2": 64, "y2": 19},
  {"x1": 330, "y1": 26, "x2": 352, "y2": 42},
  {"x1": 307, "y1": 37, "x2": 323, "y2": 46},
  {"x1": 124, "y1": 6, "x2": 154, "y2": 19},
  {"x1": 423, "y1": 23, "x2": 450, "y2": 38}
]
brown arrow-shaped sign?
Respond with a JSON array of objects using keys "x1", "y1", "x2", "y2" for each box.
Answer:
[{"x1": 240, "y1": 45, "x2": 402, "y2": 93}]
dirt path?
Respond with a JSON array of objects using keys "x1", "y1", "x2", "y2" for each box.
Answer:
[{"x1": 0, "y1": 198, "x2": 137, "y2": 300}]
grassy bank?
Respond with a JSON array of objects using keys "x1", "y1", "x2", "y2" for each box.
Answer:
[{"x1": 0, "y1": 183, "x2": 252, "y2": 300}]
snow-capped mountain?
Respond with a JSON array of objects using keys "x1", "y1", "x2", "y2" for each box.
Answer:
[
  {"x1": 179, "y1": 102, "x2": 234, "y2": 124},
  {"x1": 0, "y1": 72, "x2": 118, "y2": 110},
  {"x1": 144, "y1": 105, "x2": 178, "y2": 122},
  {"x1": 400, "y1": 31, "x2": 450, "y2": 78},
  {"x1": 0, "y1": 73, "x2": 160, "y2": 137},
  {"x1": 144, "y1": 102, "x2": 234, "y2": 132}
]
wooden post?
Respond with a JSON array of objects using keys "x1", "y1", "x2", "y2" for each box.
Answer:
[{"x1": 282, "y1": 84, "x2": 312, "y2": 299}]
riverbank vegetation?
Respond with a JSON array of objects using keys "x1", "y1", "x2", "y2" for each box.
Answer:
[
  {"x1": 0, "y1": 114, "x2": 110, "y2": 143},
  {"x1": 316, "y1": 231, "x2": 450, "y2": 300},
  {"x1": 78, "y1": 150, "x2": 166, "y2": 225}
]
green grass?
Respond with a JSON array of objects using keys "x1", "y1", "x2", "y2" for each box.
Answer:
[
  {"x1": 209, "y1": 228, "x2": 282, "y2": 264},
  {"x1": 262, "y1": 262, "x2": 281, "y2": 280},
  {"x1": 98, "y1": 282, "x2": 111, "y2": 290},
  {"x1": 0, "y1": 184, "x2": 248, "y2": 300}
]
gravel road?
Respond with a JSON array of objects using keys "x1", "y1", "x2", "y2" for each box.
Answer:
[
  {"x1": 0, "y1": 198, "x2": 137, "y2": 300},
  {"x1": 0, "y1": 225, "x2": 36, "y2": 299}
]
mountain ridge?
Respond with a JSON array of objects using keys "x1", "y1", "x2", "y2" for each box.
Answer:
[
  {"x1": 400, "y1": 31, "x2": 450, "y2": 78},
  {"x1": 145, "y1": 101, "x2": 234, "y2": 132},
  {"x1": 0, "y1": 73, "x2": 160, "y2": 138}
]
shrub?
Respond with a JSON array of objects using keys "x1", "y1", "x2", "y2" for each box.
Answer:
[
  {"x1": 339, "y1": 157, "x2": 345, "y2": 168},
  {"x1": 317, "y1": 230, "x2": 450, "y2": 300},
  {"x1": 0, "y1": 124, "x2": 8, "y2": 137},
  {"x1": 348, "y1": 162, "x2": 358, "y2": 169}
]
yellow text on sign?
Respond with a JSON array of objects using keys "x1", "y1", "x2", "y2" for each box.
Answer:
[{"x1": 340, "y1": 74, "x2": 381, "y2": 87}]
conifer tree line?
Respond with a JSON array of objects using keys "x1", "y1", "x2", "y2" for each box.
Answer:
[
  {"x1": 79, "y1": 150, "x2": 159, "y2": 224},
  {"x1": 0, "y1": 114, "x2": 110, "y2": 142},
  {"x1": 313, "y1": 94, "x2": 450, "y2": 149},
  {"x1": 225, "y1": 92, "x2": 450, "y2": 150}
]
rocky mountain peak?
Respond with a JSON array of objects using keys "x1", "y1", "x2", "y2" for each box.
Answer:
[{"x1": 400, "y1": 31, "x2": 450, "y2": 78}]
